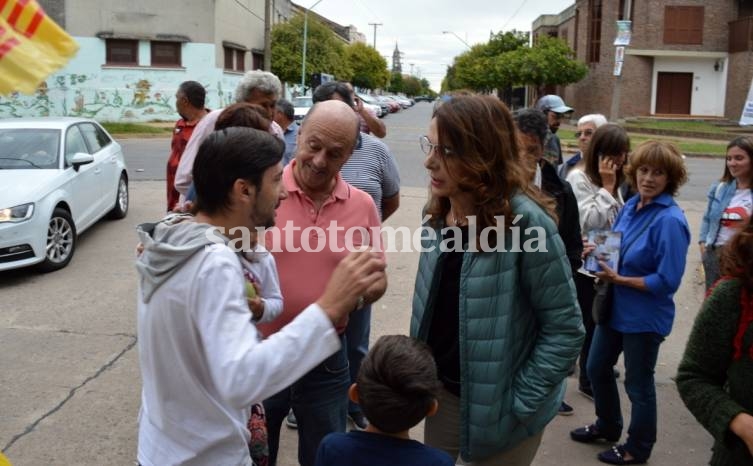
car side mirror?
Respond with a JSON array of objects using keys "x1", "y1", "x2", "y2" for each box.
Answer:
[{"x1": 70, "y1": 152, "x2": 94, "y2": 171}]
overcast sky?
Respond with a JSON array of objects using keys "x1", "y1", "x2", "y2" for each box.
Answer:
[{"x1": 309, "y1": 0, "x2": 575, "y2": 92}]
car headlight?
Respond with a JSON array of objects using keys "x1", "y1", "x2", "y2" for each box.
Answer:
[{"x1": 0, "y1": 203, "x2": 34, "y2": 223}]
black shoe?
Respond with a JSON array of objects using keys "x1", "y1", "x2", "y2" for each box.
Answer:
[
  {"x1": 570, "y1": 424, "x2": 620, "y2": 443},
  {"x1": 578, "y1": 386, "x2": 594, "y2": 401},
  {"x1": 597, "y1": 444, "x2": 647, "y2": 465},
  {"x1": 285, "y1": 410, "x2": 297, "y2": 429},
  {"x1": 348, "y1": 412, "x2": 368, "y2": 431},
  {"x1": 558, "y1": 401, "x2": 574, "y2": 416}
]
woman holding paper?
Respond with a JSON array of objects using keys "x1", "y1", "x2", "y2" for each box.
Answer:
[
  {"x1": 566, "y1": 124, "x2": 630, "y2": 400},
  {"x1": 570, "y1": 141, "x2": 690, "y2": 465}
]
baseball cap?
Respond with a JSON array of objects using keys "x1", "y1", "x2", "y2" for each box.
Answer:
[{"x1": 535, "y1": 95, "x2": 574, "y2": 114}]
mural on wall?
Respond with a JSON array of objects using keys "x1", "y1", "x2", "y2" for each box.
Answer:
[{"x1": 0, "y1": 72, "x2": 239, "y2": 122}]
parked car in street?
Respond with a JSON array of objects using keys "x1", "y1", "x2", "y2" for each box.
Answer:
[
  {"x1": 414, "y1": 95, "x2": 435, "y2": 102},
  {"x1": 292, "y1": 96, "x2": 313, "y2": 124},
  {"x1": 356, "y1": 93, "x2": 387, "y2": 118},
  {"x1": 0, "y1": 117, "x2": 129, "y2": 272},
  {"x1": 376, "y1": 95, "x2": 401, "y2": 113}
]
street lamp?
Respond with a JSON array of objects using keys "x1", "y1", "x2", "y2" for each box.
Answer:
[
  {"x1": 301, "y1": 0, "x2": 325, "y2": 91},
  {"x1": 442, "y1": 30, "x2": 471, "y2": 50}
]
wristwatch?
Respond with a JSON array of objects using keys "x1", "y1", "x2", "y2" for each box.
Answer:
[{"x1": 355, "y1": 295, "x2": 365, "y2": 310}]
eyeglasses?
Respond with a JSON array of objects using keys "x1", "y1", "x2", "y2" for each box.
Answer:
[
  {"x1": 419, "y1": 135, "x2": 454, "y2": 156},
  {"x1": 575, "y1": 129, "x2": 595, "y2": 138}
]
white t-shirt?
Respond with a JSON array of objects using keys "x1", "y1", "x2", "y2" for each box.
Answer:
[
  {"x1": 137, "y1": 245, "x2": 339, "y2": 466},
  {"x1": 715, "y1": 188, "x2": 753, "y2": 245}
]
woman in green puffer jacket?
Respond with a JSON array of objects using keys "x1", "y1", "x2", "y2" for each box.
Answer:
[
  {"x1": 677, "y1": 217, "x2": 753, "y2": 465},
  {"x1": 411, "y1": 94, "x2": 585, "y2": 465}
]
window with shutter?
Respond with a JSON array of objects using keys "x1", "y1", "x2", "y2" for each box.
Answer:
[{"x1": 664, "y1": 6, "x2": 703, "y2": 45}]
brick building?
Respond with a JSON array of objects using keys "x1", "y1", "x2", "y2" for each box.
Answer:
[{"x1": 533, "y1": 0, "x2": 753, "y2": 121}]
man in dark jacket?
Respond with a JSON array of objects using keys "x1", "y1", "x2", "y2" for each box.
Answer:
[{"x1": 514, "y1": 108, "x2": 583, "y2": 415}]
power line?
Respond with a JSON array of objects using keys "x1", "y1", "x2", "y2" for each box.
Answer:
[
  {"x1": 501, "y1": 0, "x2": 530, "y2": 31},
  {"x1": 233, "y1": 0, "x2": 264, "y2": 22}
]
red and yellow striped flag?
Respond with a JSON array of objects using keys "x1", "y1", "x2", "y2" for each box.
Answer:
[{"x1": 0, "y1": 0, "x2": 78, "y2": 95}]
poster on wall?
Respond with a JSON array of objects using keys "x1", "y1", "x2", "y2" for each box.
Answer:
[
  {"x1": 613, "y1": 61, "x2": 623, "y2": 77},
  {"x1": 614, "y1": 21, "x2": 632, "y2": 46},
  {"x1": 741, "y1": 78, "x2": 753, "y2": 126}
]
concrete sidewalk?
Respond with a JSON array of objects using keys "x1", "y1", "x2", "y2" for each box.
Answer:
[{"x1": 276, "y1": 186, "x2": 713, "y2": 466}]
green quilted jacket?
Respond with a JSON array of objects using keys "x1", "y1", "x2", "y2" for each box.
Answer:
[
  {"x1": 411, "y1": 193, "x2": 585, "y2": 461},
  {"x1": 676, "y1": 278, "x2": 753, "y2": 466}
]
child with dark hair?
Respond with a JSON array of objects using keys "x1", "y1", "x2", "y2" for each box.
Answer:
[{"x1": 314, "y1": 335, "x2": 454, "y2": 466}]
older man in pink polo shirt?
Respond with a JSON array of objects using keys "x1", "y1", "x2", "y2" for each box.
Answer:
[{"x1": 258, "y1": 100, "x2": 387, "y2": 466}]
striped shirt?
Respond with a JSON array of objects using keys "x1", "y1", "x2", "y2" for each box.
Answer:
[{"x1": 340, "y1": 132, "x2": 401, "y2": 218}]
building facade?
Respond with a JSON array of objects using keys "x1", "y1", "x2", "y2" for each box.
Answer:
[
  {"x1": 0, "y1": 0, "x2": 293, "y2": 121},
  {"x1": 533, "y1": 0, "x2": 753, "y2": 120}
]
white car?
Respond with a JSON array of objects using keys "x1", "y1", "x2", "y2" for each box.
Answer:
[
  {"x1": 292, "y1": 96, "x2": 313, "y2": 124},
  {"x1": 0, "y1": 117, "x2": 129, "y2": 272}
]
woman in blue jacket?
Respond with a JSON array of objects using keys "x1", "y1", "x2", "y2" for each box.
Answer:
[
  {"x1": 699, "y1": 136, "x2": 753, "y2": 289},
  {"x1": 570, "y1": 141, "x2": 690, "y2": 465},
  {"x1": 411, "y1": 94, "x2": 584, "y2": 465}
]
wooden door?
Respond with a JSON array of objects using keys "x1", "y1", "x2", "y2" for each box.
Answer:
[{"x1": 656, "y1": 72, "x2": 692, "y2": 114}]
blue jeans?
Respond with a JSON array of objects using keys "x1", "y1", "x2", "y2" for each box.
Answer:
[
  {"x1": 263, "y1": 340, "x2": 349, "y2": 466},
  {"x1": 345, "y1": 304, "x2": 371, "y2": 416},
  {"x1": 587, "y1": 325, "x2": 664, "y2": 461}
]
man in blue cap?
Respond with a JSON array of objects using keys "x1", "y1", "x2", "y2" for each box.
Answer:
[{"x1": 535, "y1": 94, "x2": 574, "y2": 165}]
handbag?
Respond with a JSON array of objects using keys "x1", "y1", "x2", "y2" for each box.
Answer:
[{"x1": 591, "y1": 208, "x2": 661, "y2": 325}]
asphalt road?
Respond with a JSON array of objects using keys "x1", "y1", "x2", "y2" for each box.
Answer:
[
  {"x1": 0, "y1": 103, "x2": 726, "y2": 465},
  {"x1": 120, "y1": 101, "x2": 725, "y2": 201}
]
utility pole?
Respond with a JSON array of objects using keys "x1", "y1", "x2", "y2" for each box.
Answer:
[
  {"x1": 263, "y1": 0, "x2": 272, "y2": 71},
  {"x1": 368, "y1": 22, "x2": 382, "y2": 49}
]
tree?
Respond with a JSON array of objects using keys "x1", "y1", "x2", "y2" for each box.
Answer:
[
  {"x1": 344, "y1": 42, "x2": 389, "y2": 91},
  {"x1": 513, "y1": 36, "x2": 588, "y2": 97},
  {"x1": 446, "y1": 30, "x2": 587, "y2": 95},
  {"x1": 387, "y1": 71, "x2": 403, "y2": 93},
  {"x1": 402, "y1": 76, "x2": 422, "y2": 96},
  {"x1": 270, "y1": 13, "x2": 352, "y2": 87}
]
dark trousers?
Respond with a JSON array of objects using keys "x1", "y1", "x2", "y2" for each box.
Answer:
[
  {"x1": 344, "y1": 304, "x2": 371, "y2": 416},
  {"x1": 574, "y1": 272, "x2": 596, "y2": 391},
  {"x1": 587, "y1": 325, "x2": 664, "y2": 461},
  {"x1": 263, "y1": 341, "x2": 349, "y2": 466}
]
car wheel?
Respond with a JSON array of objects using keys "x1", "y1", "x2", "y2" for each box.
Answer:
[
  {"x1": 37, "y1": 208, "x2": 77, "y2": 273},
  {"x1": 108, "y1": 174, "x2": 129, "y2": 219}
]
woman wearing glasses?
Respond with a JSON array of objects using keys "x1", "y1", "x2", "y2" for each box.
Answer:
[
  {"x1": 558, "y1": 113, "x2": 608, "y2": 180},
  {"x1": 410, "y1": 94, "x2": 584, "y2": 465},
  {"x1": 565, "y1": 124, "x2": 630, "y2": 400}
]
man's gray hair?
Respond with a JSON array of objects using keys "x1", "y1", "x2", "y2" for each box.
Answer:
[{"x1": 234, "y1": 70, "x2": 282, "y2": 103}]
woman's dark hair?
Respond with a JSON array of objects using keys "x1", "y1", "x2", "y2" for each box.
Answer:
[
  {"x1": 215, "y1": 103, "x2": 271, "y2": 132},
  {"x1": 193, "y1": 127, "x2": 283, "y2": 215},
  {"x1": 721, "y1": 216, "x2": 753, "y2": 290},
  {"x1": 625, "y1": 140, "x2": 688, "y2": 197},
  {"x1": 178, "y1": 80, "x2": 206, "y2": 108},
  {"x1": 583, "y1": 123, "x2": 630, "y2": 188},
  {"x1": 356, "y1": 335, "x2": 441, "y2": 434},
  {"x1": 426, "y1": 94, "x2": 555, "y2": 237},
  {"x1": 721, "y1": 136, "x2": 753, "y2": 183}
]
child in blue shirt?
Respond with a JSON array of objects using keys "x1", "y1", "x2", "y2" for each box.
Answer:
[{"x1": 314, "y1": 335, "x2": 454, "y2": 466}]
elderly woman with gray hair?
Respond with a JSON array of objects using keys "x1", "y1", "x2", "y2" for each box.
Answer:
[{"x1": 558, "y1": 113, "x2": 609, "y2": 180}]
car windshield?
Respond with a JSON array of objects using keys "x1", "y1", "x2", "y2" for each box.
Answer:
[
  {"x1": 0, "y1": 128, "x2": 61, "y2": 169},
  {"x1": 292, "y1": 97, "x2": 313, "y2": 108}
]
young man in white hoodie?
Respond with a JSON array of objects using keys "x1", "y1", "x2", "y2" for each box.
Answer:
[{"x1": 135, "y1": 127, "x2": 386, "y2": 466}]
